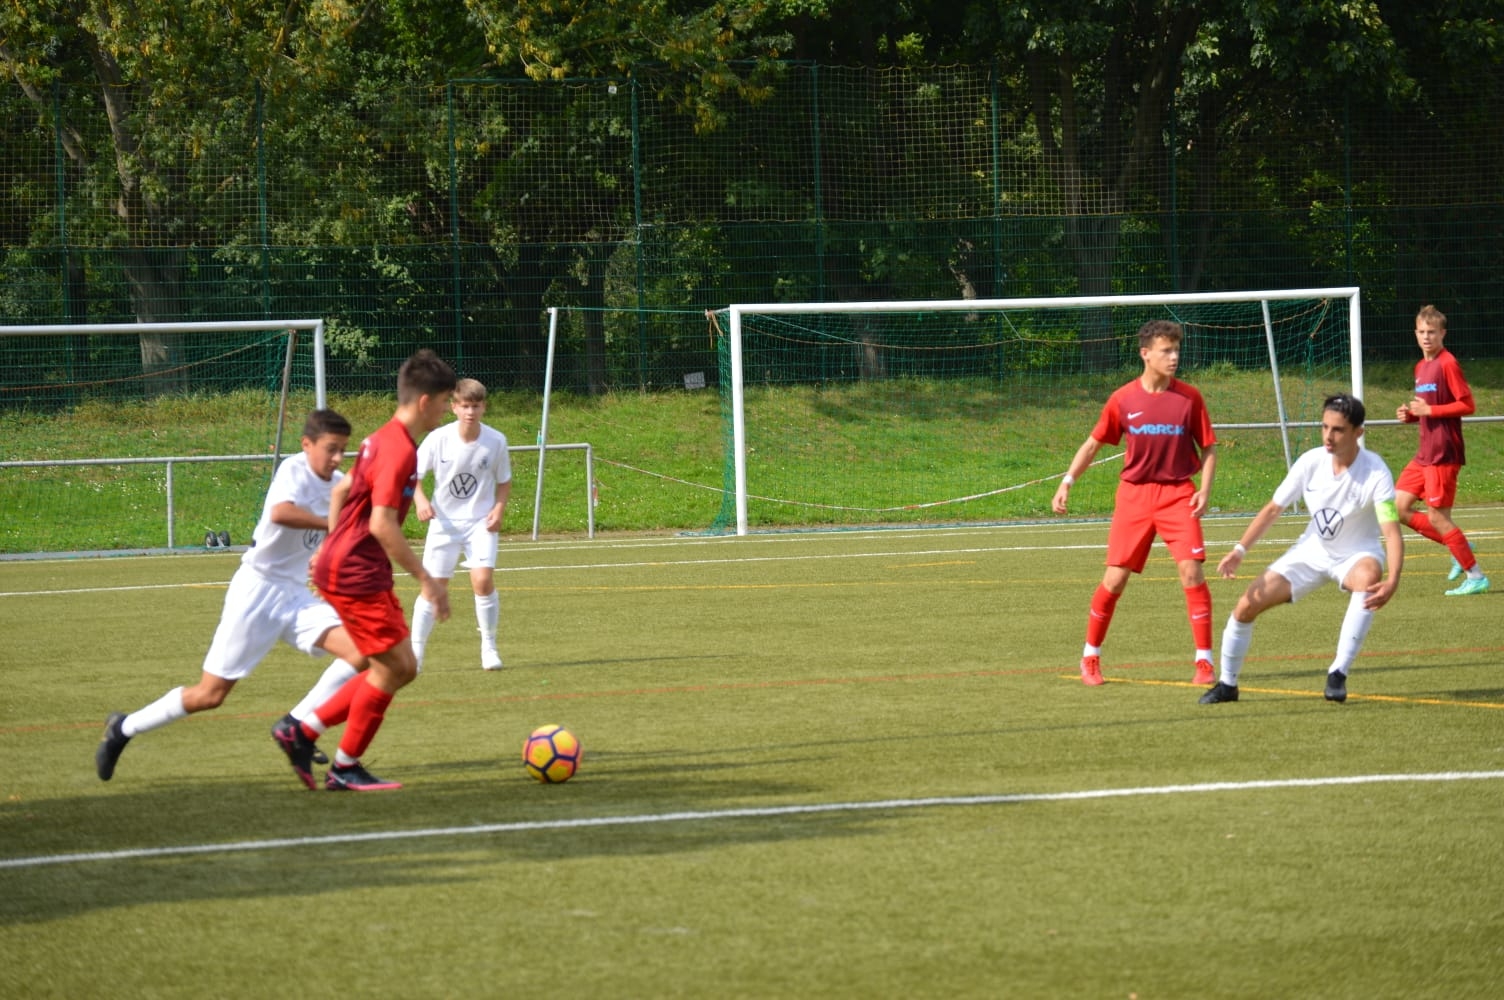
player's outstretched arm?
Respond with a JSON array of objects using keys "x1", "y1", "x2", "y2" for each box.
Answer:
[
  {"x1": 1218, "y1": 500, "x2": 1283, "y2": 579},
  {"x1": 414, "y1": 482, "x2": 435, "y2": 523},
  {"x1": 1190, "y1": 444, "x2": 1218, "y2": 517},
  {"x1": 1052, "y1": 436, "x2": 1103, "y2": 515},
  {"x1": 486, "y1": 480, "x2": 512, "y2": 532},
  {"x1": 269, "y1": 500, "x2": 328, "y2": 531},
  {"x1": 370, "y1": 505, "x2": 450, "y2": 622},
  {"x1": 1363, "y1": 519, "x2": 1405, "y2": 610}
]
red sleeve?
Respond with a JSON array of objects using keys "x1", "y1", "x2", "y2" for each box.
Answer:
[
  {"x1": 1090, "y1": 388, "x2": 1124, "y2": 445},
  {"x1": 1432, "y1": 359, "x2": 1475, "y2": 418}
]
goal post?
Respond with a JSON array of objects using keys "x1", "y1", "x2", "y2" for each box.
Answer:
[
  {"x1": 715, "y1": 288, "x2": 1363, "y2": 536},
  {"x1": 0, "y1": 318, "x2": 328, "y2": 410},
  {"x1": 0, "y1": 319, "x2": 329, "y2": 555}
]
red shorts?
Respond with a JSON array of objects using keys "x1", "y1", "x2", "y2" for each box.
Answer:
[
  {"x1": 1395, "y1": 460, "x2": 1460, "y2": 510},
  {"x1": 1106, "y1": 480, "x2": 1206, "y2": 573},
  {"x1": 319, "y1": 588, "x2": 409, "y2": 657}
]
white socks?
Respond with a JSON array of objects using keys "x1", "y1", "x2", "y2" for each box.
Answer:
[
  {"x1": 476, "y1": 591, "x2": 500, "y2": 647},
  {"x1": 123, "y1": 686, "x2": 187, "y2": 737},
  {"x1": 289, "y1": 659, "x2": 359, "y2": 722},
  {"x1": 411, "y1": 596, "x2": 437, "y2": 666},
  {"x1": 1219, "y1": 617, "x2": 1254, "y2": 686},
  {"x1": 1330, "y1": 590, "x2": 1373, "y2": 675}
]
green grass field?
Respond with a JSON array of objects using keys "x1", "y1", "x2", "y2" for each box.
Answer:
[{"x1": 3, "y1": 513, "x2": 1503, "y2": 998}]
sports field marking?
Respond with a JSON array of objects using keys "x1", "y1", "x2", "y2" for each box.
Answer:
[
  {"x1": 4, "y1": 770, "x2": 1500, "y2": 871},
  {"x1": 1084, "y1": 675, "x2": 1504, "y2": 710},
  {"x1": 0, "y1": 538, "x2": 1311, "y2": 599}
]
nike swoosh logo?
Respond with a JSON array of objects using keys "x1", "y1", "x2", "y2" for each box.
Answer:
[
  {"x1": 1191, "y1": 547, "x2": 1205, "y2": 554},
  {"x1": 1127, "y1": 411, "x2": 1144, "y2": 419}
]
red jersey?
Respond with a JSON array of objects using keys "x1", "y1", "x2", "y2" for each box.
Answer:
[
  {"x1": 1411, "y1": 348, "x2": 1473, "y2": 466},
  {"x1": 1091, "y1": 378, "x2": 1215, "y2": 485},
  {"x1": 314, "y1": 417, "x2": 419, "y2": 596}
]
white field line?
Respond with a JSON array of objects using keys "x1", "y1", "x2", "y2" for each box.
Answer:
[
  {"x1": 6, "y1": 524, "x2": 1493, "y2": 598},
  {"x1": 4, "y1": 770, "x2": 1502, "y2": 871},
  {"x1": 5, "y1": 512, "x2": 1501, "y2": 597},
  {"x1": 0, "y1": 538, "x2": 1310, "y2": 598}
]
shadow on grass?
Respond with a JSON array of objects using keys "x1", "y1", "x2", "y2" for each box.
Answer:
[{"x1": 0, "y1": 767, "x2": 903, "y2": 927}]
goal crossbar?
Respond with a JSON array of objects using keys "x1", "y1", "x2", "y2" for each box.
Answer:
[
  {"x1": 0, "y1": 319, "x2": 329, "y2": 410},
  {"x1": 722, "y1": 287, "x2": 1363, "y2": 536}
]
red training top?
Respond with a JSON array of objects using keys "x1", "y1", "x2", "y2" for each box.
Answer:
[
  {"x1": 1409, "y1": 348, "x2": 1473, "y2": 466},
  {"x1": 314, "y1": 417, "x2": 418, "y2": 596},
  {"x1": 1091, "y1": 378, "x2": 1216, "y2": 485}
]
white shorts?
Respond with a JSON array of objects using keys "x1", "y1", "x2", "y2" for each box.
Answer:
[
  {"x1": 422, "y1": 517, "x2": 499, "y2": 578},
  {"x1": 200, "y1": 568, "x2": 344, "y2": 680},
  {"x1": 1268, "y1": 538, "x2": 1384, "y2": 602}
]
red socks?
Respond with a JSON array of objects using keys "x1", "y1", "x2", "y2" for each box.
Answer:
[
  {"x1": 339, "y1": 680, "x2": 395, "y2": 761},
  {"x1": 1407, "y1": 512, "x2": 1445, "y2": 544},
  {"x1": 1410, "y1": 514, "x2": 1478, "y2": 571},
  {"x1": 301, "y1": 673, "x2": 361, "y2": 740},
  {"x1": 1085, "y1": 585, "x2": 1121, "y2": 647},
  {"x1": 1184, "y1": 582, "x2": 1214, "y2": 650},
  {"x1": 302, "y1": 672, "x2": 396, "y2": 761},
  {"x1": 1441, "y1": 528, "x2": 1477, "y2": 572}
]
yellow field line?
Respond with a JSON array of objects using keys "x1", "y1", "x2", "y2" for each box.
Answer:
[{"x1": 1070, "y1": 675, "x2": 1504, "y2": 710}]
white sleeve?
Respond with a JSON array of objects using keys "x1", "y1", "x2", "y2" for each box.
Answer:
[
  {"x1": 494, "y1": 431, "x2": 512, "y2": 485},
  {"x1": 416, "y1": 432, "x2": 437, "y2": 478},
  {"x1": 1270, "y1": 450, "x2": 1310, "y2": 509}
]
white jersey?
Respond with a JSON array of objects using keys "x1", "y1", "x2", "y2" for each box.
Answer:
[
  {"x1": 417, "y1": 422, "x2": 512, "y2": 523},
  {"x1": 241, "y1": 452, "x2": 341, "y2": 586},
  {"x1": 1273, "y1": 444, "x2": 1396, "y2": 562}
]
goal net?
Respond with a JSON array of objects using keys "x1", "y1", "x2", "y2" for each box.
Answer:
[
  {"x1": 710, "y1": 289, "x2": 1362, "y2": 535},
  {"x1": 0, "y1": 320, "x2": 328, "y2": 556}
]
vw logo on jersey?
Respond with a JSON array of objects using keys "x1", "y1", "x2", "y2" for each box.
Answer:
[
  {"x1": 449, "y1": 472, "x2": 480, "y2": 499},
  {"x1": 302, "y1": 528, "x2": 324, "y2": 550},
  {"x1": 1313, "y1": 508, "x2": 1344, "y2": 540}
]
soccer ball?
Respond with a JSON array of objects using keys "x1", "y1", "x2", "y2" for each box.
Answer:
[{"x1": 523, "y1": 724, "x2": 581, "y2": 783}]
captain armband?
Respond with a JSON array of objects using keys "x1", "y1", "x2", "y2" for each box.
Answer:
[{"x1": 1376, "y1": 499, "x2": 1399, "y2": 524}]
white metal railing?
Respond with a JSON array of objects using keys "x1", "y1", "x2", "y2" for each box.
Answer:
[{"x1": 0, "y1": 442, "x2": 594, "y2": 553}]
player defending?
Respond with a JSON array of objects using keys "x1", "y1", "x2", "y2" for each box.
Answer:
[
  {"x1": 1053, "y1": 319, "x2": 1219, "y2": 687},
  {"x1": 1395, "y1": 305, "x2": 1488, "y2": 596},
  {"x1": 410, "y1": 378, "x2": 513, "y2": 670},
  {"x1": 1201, "y1": 393, "x2": 1403, "y2": 705},
  {"x1": 96, "y1": 410, "x2": 365, "y2": 781},
  {"x1": 273, "y1": 349, "x2": 458, "y2": 791}
]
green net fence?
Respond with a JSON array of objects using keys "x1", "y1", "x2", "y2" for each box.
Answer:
[
  {"x1": 3, "y1": 64, "x2": 1503, "y2": 398},
  {"x1": 3, "y1": 64, "x2": 1503, "y2": 547}
]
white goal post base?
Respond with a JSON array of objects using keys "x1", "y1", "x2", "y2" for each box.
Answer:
[{"x1": 723, "y1": 287, "x2": 1363, "y2": 536}]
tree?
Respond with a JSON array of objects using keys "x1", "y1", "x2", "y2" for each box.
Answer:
[{"x1": 461, "y1": 1, "x2": 792, "y2": 391}]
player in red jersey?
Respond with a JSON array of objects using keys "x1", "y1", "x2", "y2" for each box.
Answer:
[
  {"x1": 1395, "y1": 305, "x2": 1488, "y2": 596},
  {"x1": 273, "y1": 349, "x2": 458, "y2": 790},
  {"x1": 1052, "y1": 320, "x2": 1219, "y2": 687}
]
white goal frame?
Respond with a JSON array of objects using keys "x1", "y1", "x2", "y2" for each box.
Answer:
[
  {"x1": 0, "y1": 319, "x2": 329, "y2": 458},
  {"x1": 722, "y1": 287, "x2": 1363, "y2": 536}
]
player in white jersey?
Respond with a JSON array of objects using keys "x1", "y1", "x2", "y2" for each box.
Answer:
[
  {"x1": 1200, "y1": 393, "x2": 1404, "y2": 705},
  {"x1": 95, "y1": 410, "x2": 366, "y2": 781},
  {"x1": 411, "y1": 378, "x2": 513, "y2": 670}
]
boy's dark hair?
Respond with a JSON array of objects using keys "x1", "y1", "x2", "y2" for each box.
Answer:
[
  {"x1": 1138, "y1": 319, "x2": 1184, "y2": 350},
  {"x1": 303, "y1": 408, "x2": 352, "y2": 440},
  {"x1": 1323, "y1": 392, "x2": 1367, "y2": 428},
  {"x1": 397, "y1": 349, "x2": 458, "y2": 403}
]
